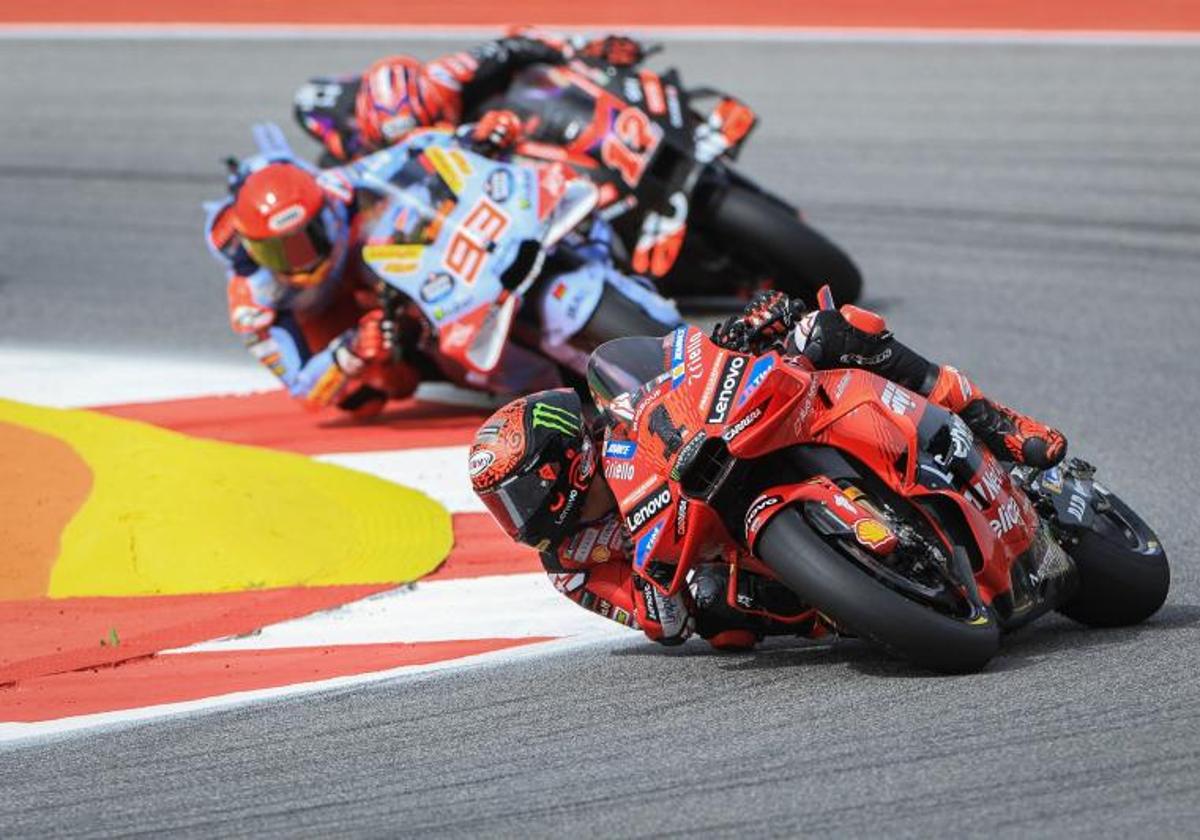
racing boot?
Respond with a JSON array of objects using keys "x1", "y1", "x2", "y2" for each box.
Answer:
[
  {"x1": 926, "y1": 365, "x2": 1067, "y2": 469},
  {"x1": 692, "y1": 565, "x2": 819, "y2": 651},
  {"x1": 692, "y1": 565, "x2": 759, "y2": 651}
]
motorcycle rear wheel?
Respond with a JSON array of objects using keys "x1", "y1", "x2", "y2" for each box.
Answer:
[
  {"x1": 1057, "y1": 487, "x2": 1169, "y2": 628},
  {"x1": 693, "y1": 181, "x2": 863, "y2": 306},
  {"x1": 756, "y1": 507, "x2": 999, "y2": 673}
]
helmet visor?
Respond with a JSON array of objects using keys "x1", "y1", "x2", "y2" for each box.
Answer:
[
  {"x1": 479, "y1": 468, "x2": 559, "y2": 547},
  {"x1": 242, "y1": 215, "x2": 331, "y2": 275}
]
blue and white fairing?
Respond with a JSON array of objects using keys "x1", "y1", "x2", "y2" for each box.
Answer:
[{"x1": 346, "y1": 129, "x2": 598, "y2": 375}]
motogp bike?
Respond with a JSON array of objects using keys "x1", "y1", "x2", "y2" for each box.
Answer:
[
  {"x1": 586, "y1": 304, "x2": 1169, "y2": 672},
  {"x1": 346, "y1": 129, "x2": 681, "y2": 390},
  {"x1": 294, "y1": 54, "x2": 862, "y2": 306},
  {"x1": 484, "y1": 58, "x2": 863, "y2": 305}
]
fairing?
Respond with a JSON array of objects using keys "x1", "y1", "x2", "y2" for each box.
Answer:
[{"x1": 590, "y1": 326, "x2": 1051, "y2": 619}]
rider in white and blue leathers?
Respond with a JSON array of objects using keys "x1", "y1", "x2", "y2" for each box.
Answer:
[{"x1": 203, "y1": 124, "x2": 682, "y2": 416}]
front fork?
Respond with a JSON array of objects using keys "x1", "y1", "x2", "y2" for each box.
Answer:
[{"x1": 1001, "y1": 459, "x2": 1103, "y2": 626}]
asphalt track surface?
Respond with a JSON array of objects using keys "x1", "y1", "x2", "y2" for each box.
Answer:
[{"x1": 3, "y1": 37, "x2": 1200, "y2": 836}]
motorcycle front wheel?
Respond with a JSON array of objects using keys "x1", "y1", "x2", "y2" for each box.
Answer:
[
  {"x1": 1056, "y1": 485, "x2": 1169, "y2": 628},
  {"x1": 756, "y1": 507, "x2": 998, "y2": 674}
]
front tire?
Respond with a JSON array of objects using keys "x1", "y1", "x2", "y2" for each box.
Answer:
[
  {"x1": 756, "y1": 508, "x2": 999, "y2": 673},
  {"x1": 1057, "y1": 487, "x2": 1169, "y2": 627}
]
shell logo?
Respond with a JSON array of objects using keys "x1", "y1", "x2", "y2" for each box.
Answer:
[{"x1": 853, "y1": 518, "x2": 895, "y2": 552}]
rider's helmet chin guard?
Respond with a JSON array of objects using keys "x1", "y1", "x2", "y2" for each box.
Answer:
[
  {"x1": 469, "y1": 389, "x2": 596, "y2": 553},
  {"x1": 355, "y1": 55, "x2": 446, "y2": 150},
  {"x1": 232, "y1": 162, "x2": 339, "y2": 288}
]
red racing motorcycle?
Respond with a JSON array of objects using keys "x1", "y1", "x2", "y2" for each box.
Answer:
[
  {"x1": 586, "y1": 312, "x2": 1169, "y2": 672},
  {"x1": 294, "y1": 49, "x2": 862, "y2": 306},
  {"x1": 486, "y1": 58, "x2": 863, "y2": 305}
]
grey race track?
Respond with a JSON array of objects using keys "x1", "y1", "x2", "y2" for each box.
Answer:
[{"x1": 2, "y1": 36, "x2": 1200, "y2": 837}]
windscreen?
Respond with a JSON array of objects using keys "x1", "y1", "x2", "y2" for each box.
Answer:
[
  {"x1": 587, "y1": 336, "x2": 669, "y2": 418},
  {"x1": 373, "y1": 155, "x2": 458, "y2": 246}
]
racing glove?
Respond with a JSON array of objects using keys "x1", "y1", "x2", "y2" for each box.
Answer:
[
  {"x1": 711, "y1": 290, "x2": 803, "y2": 354},
  {"x1": 579, "y1": 35, "x2": 646, "y2": 68},
  {"x1": 469, "y1": 109, "x2": 524, "y2": 154},
  {"x1": 797, "y1": 307, "x2": 890, "y2": 367},
  {"x1": 334, "y1": 308, "x2": 392, "y2": 375}
]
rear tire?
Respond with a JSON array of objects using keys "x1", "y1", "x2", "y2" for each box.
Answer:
[
  {"x1": 1057, "y1": 490, "x2": 1169, "y2": 627},
  {"x1": 694, "y1": 182, "x2": 863, "y2": 305},
  {"x1": 756, "y1": 508, "x2": 998, "y2": 673},
  {"x1": 571, "y1": 281, "x2": 678, "y2": 352}
]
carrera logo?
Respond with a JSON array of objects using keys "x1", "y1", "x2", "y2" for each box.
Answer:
[
  {"x1": 267, "y1": 204, "x2": 306, "y2": 232},
  {"x1": 722, "y1": 407, "x2": 763, "y2": 442},
  {"x1": 744, "y1": 494, "x2": 782, "y2": 537},
  {"x1": 468, "y1": 449, "x2": 494, "y2": 477},
  {"x1": 675, "y1": 496, "x2": 690, "y2": 538},
  {"x1": 706, "y1": 355, "x2": 747, "y2": 424},
  {"x1": 625, "y1": 482, "x2": 672, "y2": 533}
]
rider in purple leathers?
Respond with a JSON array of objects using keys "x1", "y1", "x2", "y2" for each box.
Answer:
[{"x1": 294, "y1": 28, "x2": 645, "y2": 163}]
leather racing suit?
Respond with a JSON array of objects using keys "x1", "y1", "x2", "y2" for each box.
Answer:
[{"x1": 538, "y1": 294, "x2": 1066, "y2": 649}]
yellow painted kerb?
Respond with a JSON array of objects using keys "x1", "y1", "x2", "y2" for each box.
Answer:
[{"x1": 0, "y1": 399, "x2": 453, "y2": 598}]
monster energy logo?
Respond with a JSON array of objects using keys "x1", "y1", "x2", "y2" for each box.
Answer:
[{"x1": 531, "y1": 402, "x2": 580, "y2": 435}]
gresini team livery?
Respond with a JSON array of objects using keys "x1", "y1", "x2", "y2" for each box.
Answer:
[
  {"x1": 586, "y1": 321, "x2": 1169, "y2": 673},
  {"x1": 352, "y1": 129, "x2": 684, "y2": 386}
]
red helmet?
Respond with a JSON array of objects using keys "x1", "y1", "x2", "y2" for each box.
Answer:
[
  {"x1": 354, "y1": 55, "x2": 449, "y2": 150},
  {"x1": 469, "y1": 389, "x2": 597, "y2": 552},
  {"x1": 232, "y1": 163, "x2": 333, "y2": 287}
]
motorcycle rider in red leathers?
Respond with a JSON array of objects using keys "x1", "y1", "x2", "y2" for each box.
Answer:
[
  {"x1": 468, "y1": 292, "x2": 1067, "y2": 650},
  {"x1": 295, "y1": 30, "x2": 646, "y2": 163}
]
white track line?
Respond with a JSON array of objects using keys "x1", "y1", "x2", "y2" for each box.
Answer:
[
  {"x1": 0, "y1": 347, "x2": 276, "y2": 408},
  {"x1": 318, "y1": 446, "x2": 481, "y2": 512},
  {"x1": 177, "y1": 573, "x2": 627, "y2": 652},
  {"x1": 0, "y1": 633, "x2": 634, "y2": 747},
  {"x1": 1, "y1": 24, "x2": 1199, "y2": 46}
]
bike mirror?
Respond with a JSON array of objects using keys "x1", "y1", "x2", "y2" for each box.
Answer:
[{"x1": 541, "y1": 180, "x2": 598, "y2": 248}]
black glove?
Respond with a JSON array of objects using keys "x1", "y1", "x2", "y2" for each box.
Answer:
[
  {"x1": 711, "y1": 290, "x2": 802, "y2": 353},
  {"x1": 800, "y1": 308, "x2": 892, "y2": 368}
]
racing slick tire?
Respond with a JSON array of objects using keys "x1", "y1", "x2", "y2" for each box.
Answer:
[
  {"x1": 756, "y1": 507, "x2": 999, "y2": 674},
  {"x1": 694, "y1": 181, "x2": 863, "y2": 306},
  {"x1": 1057, "y1": 489, "x2": 1169, "y2": 628}
]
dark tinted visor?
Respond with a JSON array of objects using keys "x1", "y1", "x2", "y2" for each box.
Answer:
[{"x1": 479, "y1": 468, "x2": 559, "y2": 547}]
